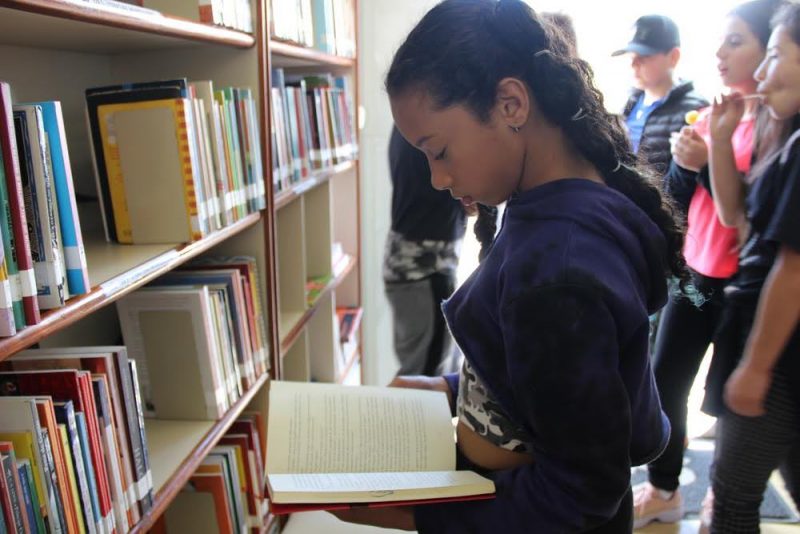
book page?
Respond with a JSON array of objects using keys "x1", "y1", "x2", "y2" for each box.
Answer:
[
  {"x1": 268, "y1": 470, "x2": 494, "y2": 504},
  {"x1": 267, "y1": 381, "x2": 454, "y2": 475}
]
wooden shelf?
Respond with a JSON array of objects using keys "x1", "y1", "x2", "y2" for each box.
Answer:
[
  {"x1": 280, "y1": 254, "x2": 357, "y2": 356},
  {"x1": 0, "y1": 212, "x2": 262, "y2": 360},
  {"x1": 274, "y1": 160, "x2": 357, "y2": 211},
  {"x1": 0, "y1": 0, "x2": 255, "y2": 52},
  {"x1": 129, "y1": 373, "x2": 269, "y2": 534},
  {"x1": 270, "y1": 39, "x2": 355, "y2": 68}
]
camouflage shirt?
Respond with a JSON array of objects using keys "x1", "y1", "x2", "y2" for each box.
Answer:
[
  {"x1": 383, "y1": 230, "x2": 462, "y2": 283},
  {"x1": 457, "y1": 358, "x2": 534, "y2": 454}
]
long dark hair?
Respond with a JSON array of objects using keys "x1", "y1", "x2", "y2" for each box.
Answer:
[
  {"x1": 386, "y1": 0, "x2": 686, "y2": 283},
  {"x1": 749, "y1": 0, "x2": 797, "y2": 179}
]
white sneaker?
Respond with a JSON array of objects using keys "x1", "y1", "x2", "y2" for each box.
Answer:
[{"x1": 633, "y1": 483, "x2": 684, "y2": 529}]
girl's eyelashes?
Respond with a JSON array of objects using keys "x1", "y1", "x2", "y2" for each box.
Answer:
[{"x1": 434, "y1": 147, "x2": 447, "y2": 161}]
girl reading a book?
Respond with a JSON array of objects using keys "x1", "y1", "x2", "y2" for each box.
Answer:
[{"x1": 332, "y1": 0, "x2": 684, "y2": 531}]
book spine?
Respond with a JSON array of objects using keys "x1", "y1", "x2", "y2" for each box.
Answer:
[
  {"x1": 0, "y1": 158, "x2": 25, "y2": 330},
  {"x1": 0, "y1": 238, "x2": 15, "y2": 337},
  {"x1": 244, "y1": 93, "x2": 265, "y2": 210},
  {"x1": 74, "y1": 413, "x2": 103, "y2": 534},
  {"x1": 14, "y1": 105, "x2": 66, "y2": 310},
  {"x1": 175, "y1": 99, "x2": 204, "y2": 241},
  {"x1": 91, "y1": 379, "x2": 128, "y2": 533},
  {"x1": 40, "y1": 102, "x2": 89, "y2": 297},
  {"x1": 38, "y1": 428, "x2": 66, "y2": 534},
  {"x1": 127, "y1": 360, "x2": 154, "y2": 512},
  {"x1": 57, "y1": 425, "x2": 87, "y2": 534},
  {"x1": 16, "y1": 462, "x2": 38, "y2": 534},
  {"x1": 97, "y1": 104, "x2": 132, "y2": 244},
  {"x1": 114, "y1": 350, "x2": 153, "y2": 513},
  {"x1": 0, "y1": 84, "x2": 39, "y2": 325},
  {"x1": 55, "y1": 404, "x2": 97, "y2": 534},
  {"x1": 0, "y1": 454, "x2": 25, "y2": 533}
]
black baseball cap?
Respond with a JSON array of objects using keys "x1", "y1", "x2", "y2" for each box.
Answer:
[{"x1": 612, "y1": 15, "x2": 680, "y2": 57}]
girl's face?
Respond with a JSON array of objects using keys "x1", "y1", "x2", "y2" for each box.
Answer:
[
  {"x1": 390, "y1": 90, "x2": 523, "y2": 207},
  {"x1": 756, "y1": 24, "x2": 800, "y2": 120},
  {"x1": 716, "y1": 15, "x2": 765, "y2": 93}
]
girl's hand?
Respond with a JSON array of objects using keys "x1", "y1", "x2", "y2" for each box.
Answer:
[
  {"x1": 329, "y1": 506, "x2": 416, "y2": 530},
  {"x1": 710, "y1": 93, "x2": 745, "y2": 143},
  {"x1": 671, "y1": 126, "x2": 708, "y2": 172},
  {"x1": 724, "y1": 364, "x2": 771, "y2": 417},
  {"x1": 389, "y1": 375, "x2": 454, "y2": 411}
]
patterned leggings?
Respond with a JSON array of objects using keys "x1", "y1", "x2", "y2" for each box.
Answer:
[{"x1": 711, "y1": 371, "x2": 800, "y2": 533}]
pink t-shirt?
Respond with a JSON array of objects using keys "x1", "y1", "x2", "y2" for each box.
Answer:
[{"x1": 682, "y1": 108, "x2": 754, "y2": 279}]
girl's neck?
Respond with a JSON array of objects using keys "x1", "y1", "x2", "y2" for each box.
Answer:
[{"x1": 517, "y1": 121, "x2": 603, "y2": 192}]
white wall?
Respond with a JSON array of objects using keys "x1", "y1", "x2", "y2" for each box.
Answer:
[{"x1": 358, "y1": 0, "x2": 438, "y2": 386}]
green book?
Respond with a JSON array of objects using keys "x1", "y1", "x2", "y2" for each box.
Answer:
[{"x1": 0, "y1": 150, "x2": 25, "y2": 329}]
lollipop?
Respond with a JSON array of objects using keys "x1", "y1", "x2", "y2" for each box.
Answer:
[{"x1": 684, "y1": 110, "x2": 700, "y2": 126}]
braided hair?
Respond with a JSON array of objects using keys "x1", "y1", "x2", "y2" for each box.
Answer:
[{"x1": 386, "y1": 0, "x2": 687, "y2": 284}]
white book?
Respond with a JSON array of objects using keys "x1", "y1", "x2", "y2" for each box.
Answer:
[
  {"x1": 266, "y1": 381, "x2": 495, "y2": 509},
  {"x1": 116, "y1": 286, "x2": 227, "y2": 420},
  {"x1": 13, "y1": 105, "x2": 66, "y2": 310}
]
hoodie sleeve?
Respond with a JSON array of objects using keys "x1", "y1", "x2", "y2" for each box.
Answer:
[
  {"x1": 663, "y1": 161, "x2": 698, "y2": 215},
  {"x1": 414, "y1": 283, "x2": 632, "y2": 533}
]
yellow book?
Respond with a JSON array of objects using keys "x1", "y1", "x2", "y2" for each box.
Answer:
[
  {"x1": 0, "y1": 431, "x2": 46, "y2": 518},
  {"x1": 59, "y1": 424, "x2": 86, "y2": 534},
  {"x1": 97, "y1": 98, "x2": 203, "y2": 244}
]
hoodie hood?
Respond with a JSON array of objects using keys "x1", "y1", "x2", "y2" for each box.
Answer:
[{"x1": 505, "y1": 178, "x2": 669, "y2": 315}]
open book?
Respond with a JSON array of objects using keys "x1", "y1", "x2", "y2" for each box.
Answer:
[{"x1": 266, "y1": 381, "x2": 495, "y2": 514}]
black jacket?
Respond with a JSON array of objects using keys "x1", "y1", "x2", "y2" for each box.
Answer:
[{"x1": 623, "y1": 81, "x2": 709, "y2": 177}]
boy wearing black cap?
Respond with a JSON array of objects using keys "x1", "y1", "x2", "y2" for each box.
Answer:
[{"x1": 614, "y1": 15, "x2": 708, "y2": 176}]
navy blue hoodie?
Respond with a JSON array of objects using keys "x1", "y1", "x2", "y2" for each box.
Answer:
[{"x1": 415, "y1": 178, "x2": 671, "y2": 533}]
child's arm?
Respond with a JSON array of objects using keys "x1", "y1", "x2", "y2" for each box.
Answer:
[
  {"x1": 414, "y1": 283, "x2": 637, "y2": 533},
  {"x1": 708, "y1": 94, "x2": 748, "y2": 228},
  {"x1": 726, "y1": 246, "x2": 800, "y2": 416}
]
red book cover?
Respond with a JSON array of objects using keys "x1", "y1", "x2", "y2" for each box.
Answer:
[
  {"x1": 269, "y1": 493, "x2": 496, "y2": 515},
  {"x1": 0, "y1": 82, "x2": 39, "y2": 325},
  {"x1": 0, "y1": 369, "x2": 115, "y2": 531}
]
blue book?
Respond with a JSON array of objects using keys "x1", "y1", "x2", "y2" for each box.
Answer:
[
  {"x1": 54, "y1": 402, "x2": 95, "y2": 534},
  {"x1": 30, "y1": 101, "x2": 88, "y2": 297},
  {"x1": 311, "y1": 0, "x2": 336, "y2": 54},
  {"x1": 74, "y1": 413, "x2": 101, "y2": 533},
  {"x1": 16, "y1": 461, "x2": 40, "y2": 534}
]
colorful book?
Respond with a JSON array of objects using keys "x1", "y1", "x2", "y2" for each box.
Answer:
[
  {"x1": 0, "y1": 82, "x2": 38, "y2": 325},
  {"x1": 95, "y1": 98, "x2": 204, "y2": 244},
  {"x1": 30, "y1": 101, "x2": 89, "y2": 297},
  {"x1": 0, "y1": 234, "x2": 15, "y2": 337},
  {"x1": 54, "y1": 402, "x2": 96, "y2": 534},
  {"x1": 17, "y1": 460, "x2": 42, "y2": 534},
  {"x1": 0, "y1": 150, "x2": 25, "y2": 331},
  {"x1": 12, "y1": 105, "x2": 66, "y2": 310}
]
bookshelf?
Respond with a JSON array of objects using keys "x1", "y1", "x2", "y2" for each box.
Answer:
[{"x1": 0, "y1": 0, "x2": 360, "y2": 530}]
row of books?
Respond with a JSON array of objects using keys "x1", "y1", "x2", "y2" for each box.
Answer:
[
  {"x1": 142, "y1": 0, "x2": 254, "y2": 34},
  {"x1": 153, "y1": 413, "x2": 268, "y2": 534},
  {"x1": 0, "y1": 82, "x2": 90, "y2": 337},
  {"x1": 87, "y1": 78, "x2": 266, "y2": 246},
  {"x1": 0, "y1": 346, "x2": 153, "y2": 534},
  {"x1": 270, "y1": 0, "x2": 356, "y2": 58},
  {"x1": 270, "y1": 70, "x2": 357, "y2": 193},
  {"x1": 117, "y1": 257, "x2": 270, "y2": 421}
]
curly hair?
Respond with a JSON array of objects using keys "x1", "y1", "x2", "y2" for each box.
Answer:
[{"x1": 386, "y1": 0, "x2": 687, "y2": 284}]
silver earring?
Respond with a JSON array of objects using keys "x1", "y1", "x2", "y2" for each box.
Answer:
[
  {"x1": 510, "y1": 125, "x2": 520, "y2": 133},
  {"x1": 571, "y1": 107, "x2": 586, "y2": 121}
]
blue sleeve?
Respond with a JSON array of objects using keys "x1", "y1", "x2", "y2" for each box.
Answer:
[
  {"x1": 442, "y1": 372, "x2": 459, "y2": 417},
  {"x1": 663, "y1": 160, "x2": 699, "y2": 215},
  {"x1": 414, "y1": 284, "x2": 632, "y2": 533}
]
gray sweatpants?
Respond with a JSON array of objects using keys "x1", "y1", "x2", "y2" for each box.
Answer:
[{"x1": 385, "y1": 272, "x2": 460, "y2": 377}]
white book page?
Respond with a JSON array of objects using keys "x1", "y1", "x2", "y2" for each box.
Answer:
[
  {"x1": 267, "y1": 381, "x2": 455, "y2": 475},
  {"x1": 268, "y1": 470, "x2": 494, "y2": 504}
]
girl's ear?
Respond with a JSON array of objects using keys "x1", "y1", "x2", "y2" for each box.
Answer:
[{"x1": 496, "y1": 77, "x2": 531, "y2": 130}]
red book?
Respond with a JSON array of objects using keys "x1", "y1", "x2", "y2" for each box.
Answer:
[
  {"x1": 0, "y1": 369, "x2": 115, "y2": 532},
  {"x1": 269, "y1": 493, "x2": 496, "y2": 515},
  {"x1": 186, "y1": 471, "x2": 234, "y2": 534},
  {"x1": 0, "y1": 82, "x2": 39, "y2": 325}
]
